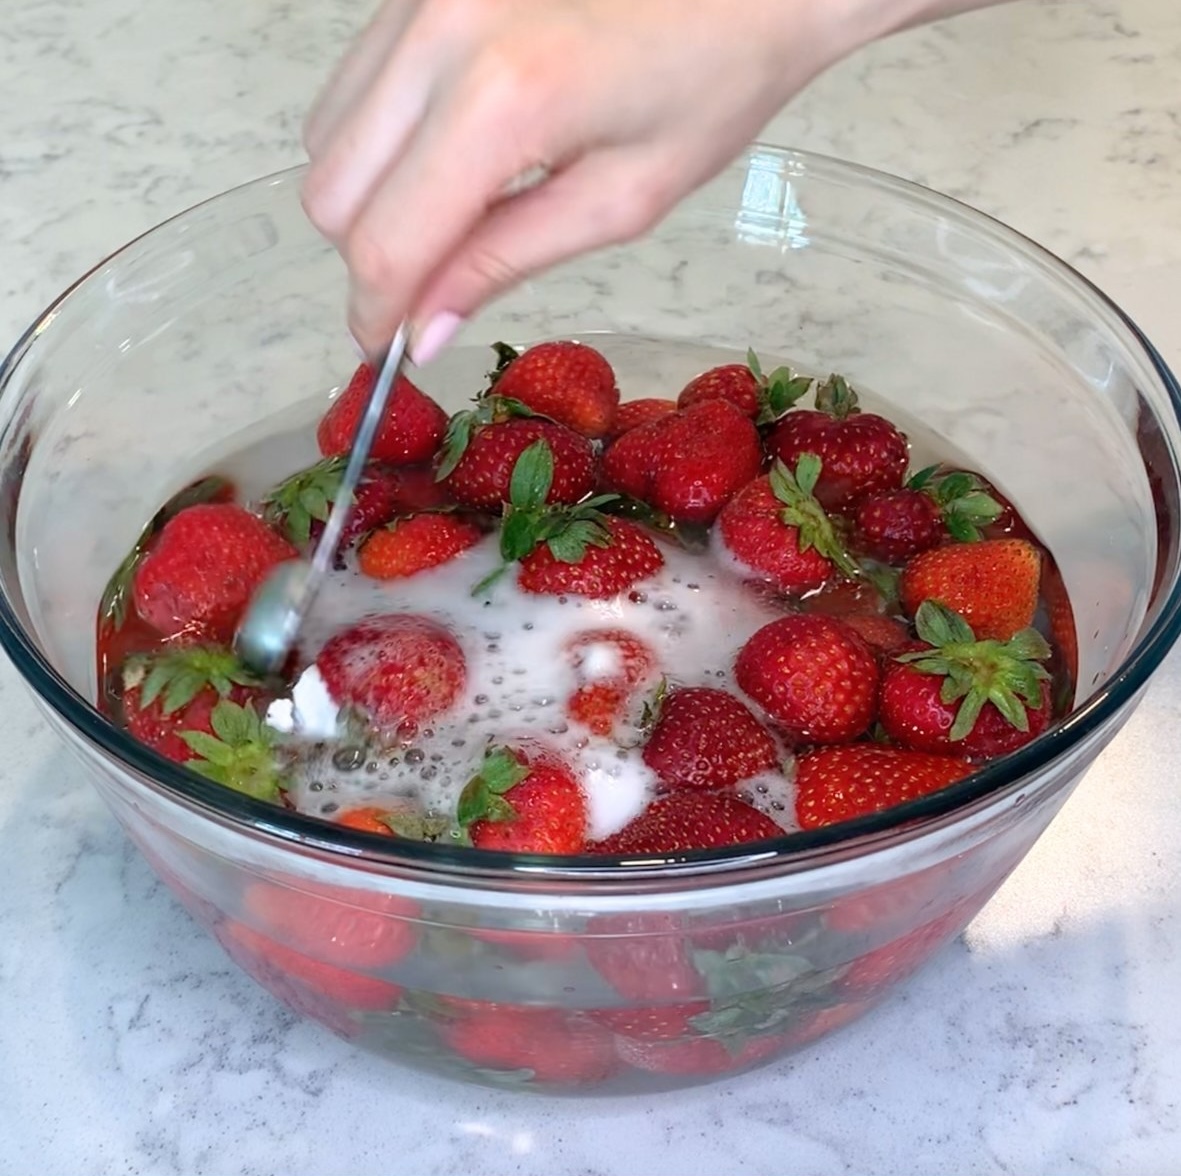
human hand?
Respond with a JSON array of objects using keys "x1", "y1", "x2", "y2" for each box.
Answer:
[{"x1": 301, "y1": 0, "x2": 988, "y2": 360}]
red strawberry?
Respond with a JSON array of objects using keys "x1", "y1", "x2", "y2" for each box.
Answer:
[
  {"x1": 334, "y1": 806, "x2": 398, "y2": 835},
  {"x1": 602, "y1": 398, "x2": 763, "y2": 524},
  {"x1": 218, "y1": 918, "x2": 402, "y2": 1011},
  {"x1": 240, "y1": 877, "x2": 418, "y2": 970},
  {"x1": 459, "y1": 745, "x2": 587, "y2": 854},
  {"x1": 565, "y1": 629, "x2": 658, "y2": 735},
  {"x1": 262, "y1": 459, "x2": 451, "y2": 553},
  {"x1": 592, "y1": 791, "x2": 782, "y2": 855},
  {"x1": 439, "y1": 1003, "x2": 617, "y2": 1085},
  {"x1": 641, "y1": 686, "x2": 778, "y2": 792},
  {"x1": 854, "y1": 467, "x2": 1003, "y2": 562},
  {"x1": 590, "y1": 1001, "x2": 711, "y2": 1041},
  {"x1": 584, "y1": 912, "x2": 706, "y2": 1001},
  {"x1": 317, "y1": 363, "x2": 447, "y2": 464},
  {"x1": 518, "y1": 516, "x2": 662, "y2": 598},
  {"x1": 1043, "y1": 560, "x2": 1078, "y2": 683},
  {"x1": 315, "y1": 613, "x2": 466, "y2": 733},
  {"x1": 120, "y1": 644, "x2": 265, "y2": 765},
  {"x1": 357, "y1": 512, "x2": 483, "y2": 580},
  {"x1": 765, "y1": 374, "x2": 908, "y2": 511},
  {"x1": 131, "y1": 503, "x2": 297, "y2": 642},
  {"x1": 841, "y1": 612, "x2": 912, "y2": 655},
  {"x1": 440, "y1": 415, "x2": 596, "y2": 511},
  {"x1": 615, "y1": 1028, "x2": 790, "y2": 1076},
  {"x1": 677, "y1": 351, "x2": 811, "y2": 423},
  {"x1": 487, "y1": 340, "x2": 619, "y2": 439},
  {"x1": 717, "y1": 457, "x2": 861, "y2": 594},
  {"x1": 879, "y1": 601, "x2": 1052, "y2": 759},
  {"x1": 900, "y1": 537, "x2": 1042, "y2": 641},
  {"x1": 794, "y1": 744, "x2": 973, "y2": 830},
  {"x1": 607, "y1": 397, "x2": 677, "y2": 440},
  {"x1": 735, "y1": 615, "x2": 879, "y2": 743}
]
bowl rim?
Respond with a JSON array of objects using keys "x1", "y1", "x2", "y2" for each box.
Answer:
[{"x1": 2, "y1": 143, "x2": 1180, "y2": 885}]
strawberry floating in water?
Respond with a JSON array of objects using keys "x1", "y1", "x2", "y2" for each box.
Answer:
[{"x1": 677, "y1": 349, "x2": 812, "y2": 425}]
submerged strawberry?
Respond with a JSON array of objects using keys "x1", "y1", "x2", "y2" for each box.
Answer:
[
  {"x1": 357, "y1": 512, "x2": 483, "y2": 580},
  {"x1": 900, "y1": 537, "x2": 1042, "y2": 642},
  {"x1": 879, "y1": 600, "x2": 1052, "y2": 759},
  {"x1": 487, "y1": 340, "x2": 619, "y2": 439},
  {"x1": 602, "y1": 398, "x2": 763, "y2": 524},
  {"x1": 794, "y1": 744, "x2": 973, "y2": 829},
  {"x1": 458, "y1": 745, "x2": 587, "y2": 854},
  {"x1": 765, "y1": 374, "x2": 908, "y2": 511},
  {"x1": 717, "y1": 456, "x2": 861, "y2": 594},
  {"x1": 317, "y1": 363, "x2": 448, "y2": 464},
  {"x1": 121, "y1": 644, "x2": 265, "y2": 765},
  {"x1": 735, "y1": 615, "x2": 879, "y2": 744},
  {"x1": 592, "y1": 791, "x2": 782, "y2": 855},
  {"x1": 565, "y1": 629, "x2": 658, "y2": 736},
  {"x1": 315, "y1": 613, "x2": 466, "y2": 734},
  {"x1": 677, "y1": 350, "x2": 812, "y2": 424},
  {"x1": 641, "y1": 686, "x2": 779, "y2": 792},
  {"x1": 131, "y1": 503, "x2": 297, "y2": 643}
]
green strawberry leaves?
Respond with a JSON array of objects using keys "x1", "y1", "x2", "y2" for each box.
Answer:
[
  {"x1": 99, "y1": 476, "x2": 232, "y2": 630},
  {"x1": 899, "y1": 600, "x2": 1052, "y2": 739},
  {"x1": 125, "y1": 645, "x2": 261, "y2": 715},
  {"x1": 769, "y1": 456, "x2": 861, "y2": 580},
  {"x1": 473, "y1": 441, "x2": 617, "y2": 594},
  {"x1": 260, "y1": 457, "x2": 348, "y2": 546},
  {"x1": 180, "y1": 700, "x2": 288, "y2": 801},
  {"x1": 747, "y1": 349, "x2": 814, "y2": 426},
  {"x1": 456, "y1": 746, "x2": 530, "y2": 827},
  {"x1": 813, "y1": 373, "x2": 860, "y2": 420},
  {"x1": 907, "y1": 465, "x2": 1003, "y2": 543},
  {"x1": 486, "y1": 341, "x2": 522, "y2": 385},
  {"x1": 435, "y1": 383, "x2": 542, "y2": 482},
  {"x1": 600, "y1": 496, "x2": 711, "y2": 552}
]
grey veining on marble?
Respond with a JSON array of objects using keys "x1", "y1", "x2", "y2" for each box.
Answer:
[{"x1": 2, "y1": 0, "x2": 1181, "y2": 1173}]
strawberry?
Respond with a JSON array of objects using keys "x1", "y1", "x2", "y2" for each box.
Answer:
[
  {"x1": 765, "y1": 374, "x2": 908, "y2": 511},
  {"x1": 439, "y1": 414, "x2": 596, "y2": 511},
  {"x1": 607, "y1": 397, "x2": 677, "y2": 440},
  {"x1": 487, "y1": 340, "x2": 619, "y2": 439},
  {"x1": 590, "y1": 1000, "x2": 711, "y2": 1041},
  {"x1": 240, "y1": 877, "x2": 418, "y2": 971},
  {"x1": 841, "y1": 611, "x2": 912, "y2": 655},
  {"x1": 357, "y1": 512, "x2": 483, "y2": 580},
  {"x1": 879, "y1": 601, "x2": 1052, "y2": 759},
  {"x1": 315, "y1": 613, "x2": 466, "y2": 733},
  {"x1": 641, "y1": 686, "x2": 779, "y2": 792},
  {"x1": 218, "y1": 917, "x2": 402, "y2": 1012},
  {"x1": 592, "y1": 791, "x2": 782, "y2": 855},
  {"x1": 614, "y1": 1028, "x2": 790, "y2": 1076},
  {"x1": 131, "y1": 502, "x2": 297, "y2": 642},
  {"x1": 317, "y1": 362, "x2": 448, "y2": 464},
  {"x1": 734, "y1": 615, "x2": 879, "y2": 743},
  {"x1": 794, "y1": 744, "x2": 973, "y2": 830},
  {"x1": 899, "y1": 537, "x2": 1042, "y2": 641},
  {"x1": 334, "y1": 806, "x2": 398, "y2": 835},
  {"x1": 583, "y1": 912, "x2": 706, "y2": 1001},
  {"x1": 677, "y1": 350, "x2": 812, "y2": 424},
  {"x1": 175, "y1": 699, "x2": 291, "y2": 801},
  {"x1": 717, "y1": 457, "x2": 861, "y2": 594},
  {"x1": 438, "y1": 1002, "x2": 617, "y2": 1085},
  {"x1": 565, "y1": 629, "x2": 657, "y2": 735},
  {"x1": 602, "y1": 398, "x2": 763, "y2": 524},
  {"x1": 479, "y1": 438, "x2": 663, "y2": 598},
  {"x1": 120, "y1": 644, "x2": 265, "y2": 764},
  {"x1": 261, "y1": 458, "x2": 450, "y2": 552},
  {"x1": 853, "y1": 467, "x2": 1003, "y2": 563},
  {"x1": 458, "y1": 745, "x2": 587, "y2": 854},
  {"x1": 1043, "y1": 561, "x2": 1078, "y2": 683}
]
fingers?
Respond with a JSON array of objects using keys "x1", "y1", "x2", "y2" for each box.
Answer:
[
  {"x1": 408, "y1": 147, "x2": 680, "y2": 351},
  {"x1": 331, "y1": 54, "x2": 572, "y2": 353},
  {"x1": 303, "y1": 0, "x2": 423, "y2": 160}
]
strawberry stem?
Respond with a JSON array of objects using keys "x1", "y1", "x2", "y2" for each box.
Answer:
[
  {"x1": 769, "y1": 457, "x2": 862, "y2": 581},
  {"x1": 179, "y1": 700, "x2": 289, "y2": 801},
  {"x1": 456, "y1": 746, "x2": 530, "y2": 827}
]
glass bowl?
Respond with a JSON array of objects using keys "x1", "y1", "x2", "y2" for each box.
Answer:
[{"x1": 2, "y1": 145, "x2": 1179, "y2": 1093}]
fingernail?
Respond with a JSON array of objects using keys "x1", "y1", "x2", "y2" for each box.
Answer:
[{"x1": 410, "y1": 311, "x2": 463, "y2": 367}]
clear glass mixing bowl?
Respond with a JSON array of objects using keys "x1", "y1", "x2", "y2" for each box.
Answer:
[{"x1": 1, "y1": 145, "x2": 1178, "y2": 1092}]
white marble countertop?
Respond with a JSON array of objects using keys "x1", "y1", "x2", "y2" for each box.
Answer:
[{"x1": 3, "y1": 0, "x2": 1181, "y2": 1172}]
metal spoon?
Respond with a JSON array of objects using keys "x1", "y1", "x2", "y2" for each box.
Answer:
[{"x1": 233, "y1": 323, "x2": 410, "y2": 675}]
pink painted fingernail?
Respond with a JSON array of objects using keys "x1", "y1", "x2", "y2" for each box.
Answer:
[{"x1": 410, "y1": 311, "x2": 463, "y2": 367}]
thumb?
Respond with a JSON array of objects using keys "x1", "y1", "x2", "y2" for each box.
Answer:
[{"x1": 408, "y1": 148, "x2": 677, "y2": 364}]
